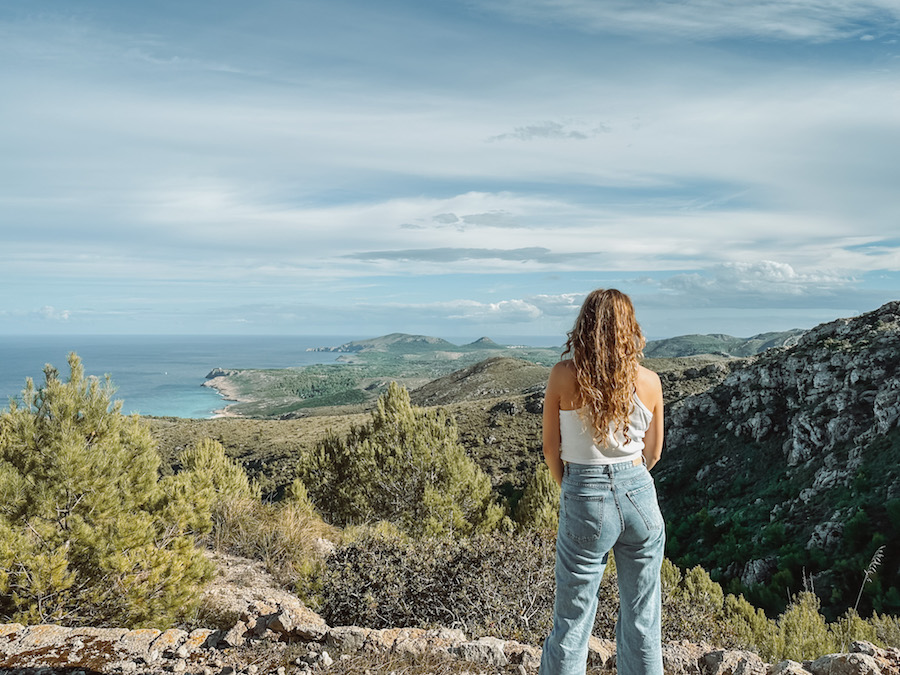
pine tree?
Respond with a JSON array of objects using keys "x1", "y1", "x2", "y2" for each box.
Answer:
[
  {"x1": 515, "y1": 463, "x2": 560, "y2": 530},
  {"x1": 0, "y1": 354, "x2": 213, "y2": 627},
  {"x1": 298, "y1": 382, "x2": 506, "y2": 537}
]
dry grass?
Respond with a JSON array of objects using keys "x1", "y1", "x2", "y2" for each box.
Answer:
[{"x1": 207, "y1": 496, "x2": 339, "y2": 592}]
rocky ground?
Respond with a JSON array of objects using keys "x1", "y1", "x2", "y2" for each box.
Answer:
[
  {"x1": 3, "y1": 614, "x2": 899, "y2": 675},
  {"x1": 2, "y1": 551, "x2": 898, "y2": 675}
]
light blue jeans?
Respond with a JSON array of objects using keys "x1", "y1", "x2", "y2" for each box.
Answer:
[{"x1": 540, "y1": 461, "x2": 665, "y2": 675}]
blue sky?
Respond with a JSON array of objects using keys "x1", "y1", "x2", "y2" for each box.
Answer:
[{"x1": 2, "y1": 0, "x2": 899, "y2": 340}]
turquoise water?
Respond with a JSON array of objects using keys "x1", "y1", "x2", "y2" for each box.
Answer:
[{"x1": 0, "y1": 335, "x2": 356, "y2": 418}]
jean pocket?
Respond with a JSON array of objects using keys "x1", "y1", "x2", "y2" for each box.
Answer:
[
  {"x1": 626, "y1": 482, "x2": 663, "y2": 531},
  {"x1": 563, "y1": 493, "x2": 605, "y2": 543}
]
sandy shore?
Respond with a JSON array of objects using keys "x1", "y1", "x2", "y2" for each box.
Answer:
[{"x1": 202, "y1": 374, "x2": 253, "y2": 418}]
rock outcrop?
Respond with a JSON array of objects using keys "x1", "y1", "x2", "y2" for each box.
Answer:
[{"x1": 657, "y1": 301, "x2": 900, "y2": 592}]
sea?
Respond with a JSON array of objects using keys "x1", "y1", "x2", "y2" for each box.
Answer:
[
  {"x1": 0, "y1": 335, "x2": 359, "y2": 419},
  {"x1": 0, "y1": 334, "x2": 562, "y2": 419}
]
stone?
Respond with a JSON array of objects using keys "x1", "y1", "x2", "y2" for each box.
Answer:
[
  {"x1": 587, "y1": 636, "x2": 615, "y2": 668},
  {"x1": 320, "y1": 650, "x2": 334, "y2": 667},
  {"x1": 808, "y1": 653, "x2": 883, "y2": 675},
  {"x1": 178, "y1": 628, "x2": 215, "y2": 657},
  {"x1": 221, "y1": 621, "x2": 249, "y2": 648},
  {"x1": 450, "y1": 637, "x2": 509, "y2": 667},
  {"x1": 326, "y1": 627, "x2": 371, "y2": 654},
  {"x1": 505, "y1": 642, "x2": 541, "y2": 670},
  {"x1": 268, "y1": 608, "x2": 327, "y2": 642},
  {"x1": 0, "y1": 624, "x2": 25, "y2": 640},
  {"x1": 663, "y1": 640, "x2": 711, "y2": 674},
  {"x1": 13, "y1": 625, "x2": 73, "y2": 653},
  {"x1": 422, "y1": 627, "x2": 467, "y2": 650},
  {"x1": 702, "y1": 648, "x2": 767, "y2": 675},
  {"x1": 150, "y1": 628, "x2": 188, "y2": 655},
  {"x1": 117, "y1": 628, "x2": 162, "y2": 657}
]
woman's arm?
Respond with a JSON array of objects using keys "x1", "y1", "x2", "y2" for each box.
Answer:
[
  {"x1": 543, "y1": 362, "x2": 568, "y2": 486},
  {"x1": 639, "y1": 367, "x2": 664, "y2": 470}
]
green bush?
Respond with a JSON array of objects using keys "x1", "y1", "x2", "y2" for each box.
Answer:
[
  {"x1": 177, "y1": 437, "x2": 259, "y2": 501},
  {"x1": 515, "y1": 463, "x2": 560, "y2": 530},
  {"x1": 776, "y1": 592, "x2": 838, "y2": 661},
  {"x1": 298, "y1": 383, "x2": 506, "y2": 537},
  {"x1": 0, "y1": 354, "x2": 213, "y2": 627}
]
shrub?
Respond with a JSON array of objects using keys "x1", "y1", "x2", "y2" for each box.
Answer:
[
  {"x1": 298, "y1": 383, "x2": 506, "y2": 537},
  {"x1": 319, "y1": 531, "x2": 560, "y2": 643},
  {"x1": 723, "y1": 593, "x2": 781, "y2": 661},
  {"x1": 0, "y1": 354, "x2": 213, "y2": 627},
  {"x1": 661, "y1": 560, "x2": 736, "y2": 646},
  {"x1": 320, "y1": 531, "x2": 740, "y2": 646},
  {"x1": 177, "y1": 437, "x2": 259, "y2": 501},
  {"x1": 776, "y1": 592, "x2": 838, "y2": 661},
  {"x1": 515, "y1": 463, "x2": 560, "y2": 530},
  {"x1": 871, "y1": 611, "x2": 900, "y2": 647}
]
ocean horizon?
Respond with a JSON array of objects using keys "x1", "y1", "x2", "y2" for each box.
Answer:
[
  {"x1": 0, "y1": 335, "x2": 359, "y2": 419},
  {"x1": 0, "y1": 334, "x2": 562, "y2": 419}
]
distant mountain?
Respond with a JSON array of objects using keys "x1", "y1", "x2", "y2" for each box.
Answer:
[
  {"x1": 466, "y1": 337, "x2": 500, "y2": 349},
  {"x1": 644, "y1": 329, "x2": 805, "y2": 358},
  {"x1": 656, "y1": 301, "x2": 900, "y2": 617},
  {"x1": 308, "y1": 333, "x2": 457, "y2": 353}
]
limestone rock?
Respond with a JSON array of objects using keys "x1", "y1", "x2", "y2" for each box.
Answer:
[
  {"x1": 451, "y1": 636, "x2": 509, "y2": 666},
  {"x1": 702, "y1": 648, "x2": 767, "y2": 675},
  {"x1": 587, "y1": 636, "x2": 615, "y2": 668},
  {"x1": 663, "y1": 640, "x2": 712, "y2": 674},
  {"x1": 220, "y1": 621, "x2": 249, "y2": 648},
  {"x1": 117, "y1": 628, "x2": 161, "y2": 657},
  {"x1": 808, "y1": 653, "x2": 883, "y2": 675},
  {"x1": 326, "y1": 626, "x2": 371, "y2": 654}
]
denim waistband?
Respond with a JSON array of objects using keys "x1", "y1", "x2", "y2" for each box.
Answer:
[{"x1": 564, "y1": 457, "x2": 646, "y2": 478}]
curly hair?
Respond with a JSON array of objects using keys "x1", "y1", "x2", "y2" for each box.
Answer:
[{"x1": 563, "y1": 289, "x2": 646, "y2": 443}]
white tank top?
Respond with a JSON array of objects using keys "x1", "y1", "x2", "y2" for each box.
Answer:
[{"x1": 559, "y1": 393, "x2": 653, "y2": 465}]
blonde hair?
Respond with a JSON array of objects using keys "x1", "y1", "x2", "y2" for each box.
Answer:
[{"x1": 563, "y1": 289, "x2": 645, "y2": 443}]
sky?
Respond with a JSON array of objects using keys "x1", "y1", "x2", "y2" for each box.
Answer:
[{"x1": 1, "y1": 0, "x2": 899, "y2": 340}]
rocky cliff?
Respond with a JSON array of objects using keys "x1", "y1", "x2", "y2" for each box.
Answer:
[{"x1": 657, "y1": 301, "x2": 900, "y2": 613}]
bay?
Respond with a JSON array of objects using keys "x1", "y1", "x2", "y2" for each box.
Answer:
[{"x1": 0, "y1": 335, "x2": 357, "y2": 419}]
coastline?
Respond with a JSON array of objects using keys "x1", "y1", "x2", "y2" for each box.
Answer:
[{"x1": 202, "y1": 373, "x2": 253, "y2": 418}]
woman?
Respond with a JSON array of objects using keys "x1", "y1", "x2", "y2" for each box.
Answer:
[{"x1": 540, "y1": 288, "x2": 665, "y2": 675}]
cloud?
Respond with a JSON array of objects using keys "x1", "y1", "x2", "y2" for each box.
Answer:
[
  {"x1": 461, "y1": 211, "x2": 518, "y2": 227},
  {"x1": 38, "y1": 306, "x2": 72, "y2": 321},
  {"x1": 432, "y1": 213, "x2": 459, "y2": 224},
  {"x1": 637, "y1": 261, "x2": 864, "y2": 310},
  {"x1": 440, "y1": 299, "x2": 543, "y2": 323},
  {"x1": 484, "y1": 0, "x2": 900, "y2": 42},
  {"x1": 488, "y1": 120, "x2": 608, "y2": 142},
  {"x1": 347, "y1": 247, "x2": 566, "y2": 263}
]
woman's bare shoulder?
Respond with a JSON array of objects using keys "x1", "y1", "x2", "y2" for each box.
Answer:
[
  {"x1": 636, "y1": 364, "x2": 663, "y2": 405},
  {"x1": 637, "y1": 363, "x2": 661, "y2": 384}
]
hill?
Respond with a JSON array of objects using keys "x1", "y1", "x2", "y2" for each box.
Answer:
[
  {"x1": 409, "y1": 357, "x2": 550, "y2": 407},
  {"x1": 656, "y1": 301, "x2": 900, "y2": 618},
  {"x1": 206, "y1": 336, "x2": 560, "y2": 417},
  {"x1": 644, "y1": 329, "x2": 805, "y2": 358}
]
